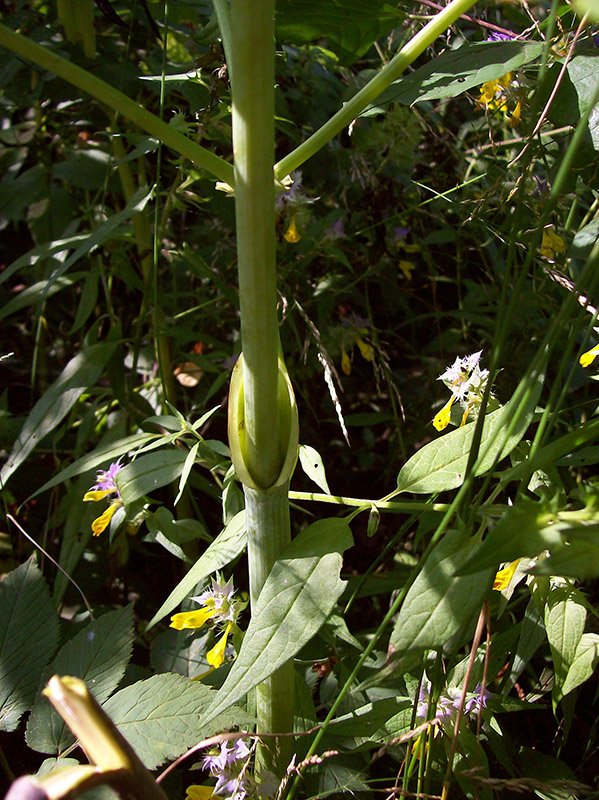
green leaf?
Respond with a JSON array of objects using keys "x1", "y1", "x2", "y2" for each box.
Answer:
[
  {"x1": 33, "y1": 185, "x2": 153, "y2": 300},
  {"x1": 544, "y1": 586, "x2": 586, "y2": 702},
  {"x1": 0, "y1": 559, "x2": 60, "y2": 732},
  {"x1": 396, "y1": 367, "x2": 543, "y2": 494},
  {"x1": 363, "y1": 41, "x2": 544, "y2": 115},
  {"x1": 145, "y1": 510, "x2": 247, "y2": 631},
  {"x1": 0, "y1": 273, "x2": 87, "y2": 321},
  {"x1": 202, "y1": 518, "x2": 353, "y2": 724},
  {"x1": 26, "y1": 605, "x2": 134, "y2": 754},
  {"x1": 532, "y1": 530, "x2": 599, "y2": 579},
  {"x1": 0, "y1": 234, "x2": 89, "y2": 289},
  {"x1": 548, "y1": 55, "x2": 599, "y2": 150},
  {"x1": 102, "y1": 673, "x2": 254, "y2": 770},
  {"x1": 116, "y1": 450, "x2": 189, "y2": 505},
  {"x1": 561, "y1": 632, "x2": 599, "y2": 697},
  {"x1": 26, "y1": 432, "x2": 160, "y2": 502},
  {"x1": 389, "y1": 530, "x2": 494, "y2": 658},
  {"x1": 276, "y1": 0, "x2": 403, "y2": 64},
  {"x1": 299, "y1": 444, "x2": 331, "y2": 494},
  {"x1": 1, "y1": 342, "x2": 118, "y2": 487},
  {"x1": 459, "y1": 497, "x2": 563, "y2": 574},
  {"x1": 573, "y1": 0, "x2": 599, "y2": 22}
]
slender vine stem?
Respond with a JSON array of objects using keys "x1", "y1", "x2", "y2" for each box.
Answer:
[
  {"x1": 0, "y1": 23, "x2": 234, "y2": 185},
  {"x1": 273, "y1": 0, "x2": 479, "y2": 180}
]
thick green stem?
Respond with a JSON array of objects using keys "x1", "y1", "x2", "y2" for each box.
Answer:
[
  {"x1": 274, "y1": 0, "x2": 478, "y2": 180},
  {"x1": 245, "y1": 483, "x2": 294, "y2": 772},
  {"x1": 230, "y1": 0, "x2": 294, "y2": 774},
  {"x1": 0, "y1": 23, "x2": 234, "y2": 186},
  {"x1": 231, "y1": 0, "x2": 281, "y2": 489}
]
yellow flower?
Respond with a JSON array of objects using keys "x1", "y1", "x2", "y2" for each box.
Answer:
[
  {"x1": 207, "y1": 622, "x2": 233, "y2": 668},
  {"x1": 90, "y1": 503, "x2": 119, "y2": 537},
  {"x1": 509, "y1": 100, "x2": 522, "y2": 128},
  {"x1": 284, "y1": 210, "x2": 301, "y2": 243},
  {"x1": 580, "y1": 343, "x2": 599, "y2": 368},
  {"x1": 540, "y1": 227, "x2": 566, "y2": 260},
  {"x1": 493, "y1": 559, "x2": 521, "y2": 591},
  {"x1": 341, "y1": 349, "x2": 351, "y2": 375},
  {"x1": 82, "y1": 489, "x2": 112, "y2": 502},
  {"x1": 399, "y1": 260, "x2": 415, "y2": 280},
  {"x1": 186, "y1": 786, "x2": 221, "y2": 800},
  {"x1": 356, "y1": 335, "x2": 374, "y2": 362},
  {"x1": 478, "y1": 73, "x2": 512, "y2": 111},
  {"x1": 433, "y1": 395, "x2": 455, "y2": 431},
  {"x1": 170, "y1": 606, "x2": 219, "y2": 630}
]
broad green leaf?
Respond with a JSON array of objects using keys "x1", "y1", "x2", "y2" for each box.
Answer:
[
  {"x1": 363, "y1": 41, "x2": 544, "y2": 115},
  {"x1": 389, "y1": 530, "x2": 494, "y2": 657},
  {"x1": 145, "y1": 510, "x2": 247, "y2": 631},
  {"x1": 150, "y1": 628, "x2": 211, "y2": 678},
  {"x1": 396, "y1": 367, "x2": 543, "y2": 494},
  {"x1": 201, "y1": 518, "x2": 353, "y2": 724},
  {"x1": 505, "y1": 599, "x2": 546, "y2": 692},
  {"x1": 299, "y1": 444, "x2": 331, "y2": 494},
  {"x1": 116, "y1": 449, "x2": 189, "y2": 505},
  {"x1": 26, "y1": 605, "x2": 134, "y2": 754},
  {"x1": 574, "y1": 0, "x2": 599, "y2": 21},
  {"x1": 102, "y1": 673, "x2": 254, "y2": 770},
  {"x1": 533, "y1": 530, "x2": 599, "y2": 579},
  {"x1": 1, "y1": 341, "x2": 118, "y2": 487},
  {"x1": 276, "y1": 0, "x2": 403, "y2": 64},
  {"x1": 26, "y1": 432, "x2": 160, "y2": 502},
  {"x1": 544, "y1": 586, "x2": 586, "y2": 702},
  {"x1": 561, "y1": 632, "x2": 599, "y2": 697},
  {"x1": 548, "y1": 55, "x2": 599, "y2": 150},
  {"x1": 459, "y1": 497, "x2": 563, "y2": 573},
  {"x1": 0, "y1": 559, "x2": 59, "y2": 732}
]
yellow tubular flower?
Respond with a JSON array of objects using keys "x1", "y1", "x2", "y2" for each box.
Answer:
[
  {"x1": 170, "y1": 606, "x2": 218, "y2": 631},
  {"x1": 433, "y1": 395, "x2": 455, "y2": 431},
  {"x1": 83, "y1": 489, "x2": 113, "y2": 502},
  {"x1": 284, "y1": 210, "x2": 300, "y2": 243},
  {"x1": 207, "y1": 622, "x2": 233, "y2": 668},
  {"x1": 493, "y1": 559, "x2": 521, "y2": 591},
  {"x1": 540, "y1": 227, "x2": 566, "y2": 259},
  {"x1": 91, "y1": 504, "x2": 119, "y2": 536},
  {"x1": 356, "y1": 335, "x2": 374, "y2": 361},
  {"x1": 580, "y1": 344, "x2": 599, "y2": 368},
  {"x1": 186, "y1": 786, "x2": 221, "y2": 800},
  {"x1": 341, "y1": 349, "x2": 351, "y2": 375}
]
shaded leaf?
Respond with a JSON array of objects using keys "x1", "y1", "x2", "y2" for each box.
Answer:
[
  {"x1": 276, "y1": 0, "x2": 403, "y2": 64},
  {"x1": 26, "y1": 605, "x2": 134, "y2": 754},
  {"x1": 0, "y1": 559, "x2": 59, "y2": 731},
  {"x1": 1, "y1": 341, "x2": 119, "y2": 487}
]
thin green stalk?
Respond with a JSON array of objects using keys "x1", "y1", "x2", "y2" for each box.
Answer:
[
  {"x1": 274, "y1": 0, "x2": 478, "y2": 180},
  {"x1": 0, "y1": 23, "x2": 234, "y2": 186}
]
